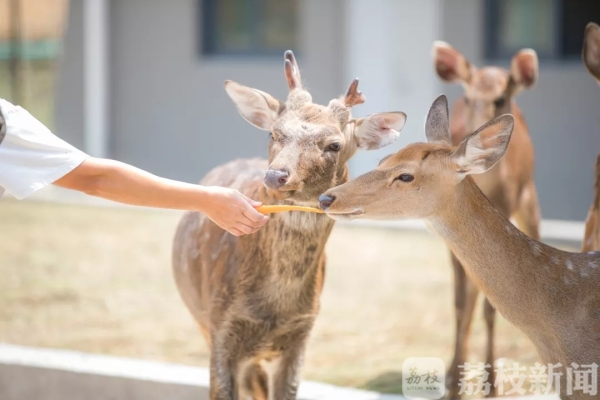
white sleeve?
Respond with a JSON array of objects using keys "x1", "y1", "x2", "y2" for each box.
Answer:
[{"x1": 0, "y1": 98, "x2": 88, "y2": 200}]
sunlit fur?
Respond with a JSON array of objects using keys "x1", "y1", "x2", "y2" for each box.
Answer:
[
  {"x1": 172, "y1": 50, "x2": 405, "y2": 400},
  {"x1": 581, "y1": 22, "x2": 600, "y2": 255},
  {"x1": 432, "y1": 40, "x2": 541, "y2": 399},
  {"x1": 323, "y1": 97, "x2": 600, "y2": 399}
]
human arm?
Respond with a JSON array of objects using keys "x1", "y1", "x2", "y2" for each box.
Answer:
[
  {"x1": 54, "y1": 157, "x2": 269, "y2": 236},
  {"x1": 0, "y1": 99, "x2": 267, "y2": 236}
]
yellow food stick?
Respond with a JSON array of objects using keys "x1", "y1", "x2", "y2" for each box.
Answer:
[{"x1": 256, "y1": 205, "x2": 324, "y2": 214}]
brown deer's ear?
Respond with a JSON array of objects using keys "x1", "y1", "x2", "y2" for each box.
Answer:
[
  {"x1": 583, "y1": 22, "x2": 600, "y2": 83},
  {"x1": 425, "y1": 94, "x2": 451, "y2": 144},
  {"x1": 224, "y1": 80, "x2": 283, "y2": 131},
  {"x1": 353, "y1": 112, "x2": 407, "y2": 150},
  {"x1": 451, "y1": 114, "x2": 514, "y2": 176},
  {"x1": 511, "y1": 49, "x2": 538, "y2": 90},
  {"x1": 432, "y1": 41, "x2": 473, "y2": 83}
]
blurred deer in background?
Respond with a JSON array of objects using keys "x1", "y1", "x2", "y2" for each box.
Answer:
[
  {"x1": 581, "y1": 22, "x2": 600, "y2": 253},
  {"x1": 319, "y1": 94, "x2": 600, "y2": 400},
  {"x1": 172, "y1": 51, "x2": 406, "y2": 400},
  {"x1": 432, "y1": 41, "x2": 541, "y2": 398}
]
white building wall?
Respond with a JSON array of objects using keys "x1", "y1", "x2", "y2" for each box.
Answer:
[
  {"x1": 344, "y1": 0, "x2": 444, "y2": 177},
  {"x1": 57, "y1": 0, "x2": 346, "y2": 183}
]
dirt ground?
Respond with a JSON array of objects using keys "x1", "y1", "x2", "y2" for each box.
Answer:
[{"x1": 0, "y1": 200, "x2": 579, "y2": 394}]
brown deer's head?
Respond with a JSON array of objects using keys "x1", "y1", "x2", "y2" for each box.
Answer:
[
  {"x1": 432, "y1": 41, "x2": 536, "y2": 133},
  {"x1": 319, "y1": 95, "x2": 514, "y2": 220},
  {"x1": 224, "y1": 51, "x2": 407, "y2": 205},
  {"x1": 584, "y1": 22, "x2": 600, "y2": 84}
]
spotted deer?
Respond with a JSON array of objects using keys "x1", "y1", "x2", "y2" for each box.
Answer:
[
  {"x1": 171, "y1": 51, "x2": 407, "y2": 400},
  {"x1": 431, "y1": 41, "x2": 542, "y2": 398},
  {"x1": 582, "y1": 22, "x2": 600, "y2": 253},
  {"x1": 319, "y1": 95, "x2": 600, "y2": 400}
]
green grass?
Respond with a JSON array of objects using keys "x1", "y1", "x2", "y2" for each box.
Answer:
[{"x1": 0, "y1": 200, "x2": 579, "y2": 395}]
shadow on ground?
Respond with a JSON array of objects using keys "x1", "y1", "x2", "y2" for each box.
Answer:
[{"x1": 361, "y1": 371, "x2": 404, "y2": 394}]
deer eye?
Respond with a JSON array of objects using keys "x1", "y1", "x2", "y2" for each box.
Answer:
[
  {"x1": 396, "y1": 173, "x2": 414, "y2": 183},
  {"x1": 493, "y1": 97, "x2": 506, "y2": 108},
  {"x1": 326, "y1": 142, "x2": 341, "y2": 152}
]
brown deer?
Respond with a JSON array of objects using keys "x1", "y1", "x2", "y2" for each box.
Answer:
[
  {"x1": 319, "y1": 95, "x2": 600, "y2": 400},
  {"x1": 171, "y1": 51, "x2": 407, "y2": 400},
  {"x1": 432, "y1": 40, "x2": 542, "y2": 398},
  {"x1": 582, "y1": 22, "x2": 600, "y2": 253}
]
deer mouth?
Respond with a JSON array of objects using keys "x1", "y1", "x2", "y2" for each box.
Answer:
[
  {"x1": 267, "y1": 188, "x2": 293, "y2": 198},
  {"x1": 324, "y1": 209, "x2": 364, "y2": 219}
]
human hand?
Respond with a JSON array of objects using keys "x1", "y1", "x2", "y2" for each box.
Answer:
[{"x1": 200, "y1": 186, "x2": 269, "y2": 236}]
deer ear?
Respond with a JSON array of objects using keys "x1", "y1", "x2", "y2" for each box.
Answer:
[
  {"x1": 583, "y1": 22, "x2": 600, "y2": 83},
  {"x1": 510, "y1": 49, "x2": 538, "y2": 90},
  {"x1": 224, "y1": 80, "x2": 283, "y2": 131},
  {"x1": 353, "y1": 112, "x2": 407, "y2": 150},
  {"x1": 425, "y1": 94, "x2": 451, "y2": 144},
  {"x1": 451, "y1": 114, "x2": 514, "y2": 176},
  {"x1": 432, "y1": 41, "x2": 473, "y2": 83}
]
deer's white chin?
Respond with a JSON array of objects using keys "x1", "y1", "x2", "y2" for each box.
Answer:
[{"x1": 324, "y1": 209, "x2": 364, "y2": 220}]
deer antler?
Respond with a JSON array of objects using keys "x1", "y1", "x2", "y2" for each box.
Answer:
[
  {"x1": 344, "y1": 78, "x2": 366, "y2": 107},
  {"x1": 284, "y1": 50, "x2": 302, "y2": 90}
]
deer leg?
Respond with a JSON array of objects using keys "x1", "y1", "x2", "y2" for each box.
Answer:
[
  {"x1": 209, "y1": 350, "x2": 237, "y2": 400},
  {"x1": 268, "y1": 345, "x2": 307, "y2": 400},
  {"x1": 482, "y1": 297, "x2": 496, "y2": 398},
  {"x1": 241, "y1": 362, "x2": 268, "y2": 400},
  {"x1": 582, "y1": 205, "x2": 599, "y2": 252},
  {"x1": 447, "y1": 251, "x2": 480, "y2": 400},
  {"x1": 512, "y1": 182, "x2": 541, "y2": 241},
  {"x1": 583, "y1": 155, "x2": 600, "y2": 252}
]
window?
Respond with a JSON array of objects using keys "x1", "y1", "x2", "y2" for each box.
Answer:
[
  {"x1": 200, "y1": 0, "x2": 298, "y2": 56},
  {"x1": 485, "y1": 0, "x2": 600, "y2": 60}
]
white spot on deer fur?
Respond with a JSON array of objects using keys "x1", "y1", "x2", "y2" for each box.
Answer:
[
  {"x1": 530, "y1": 242, "x2": 542, "y2": 257},
  {"x1": 181, "y1": 261, "x2": 189, "y2": 272},
  {"x1": 590, "y1": 261, "x2": 598, "y2": 269},
  {"x1": 562, "y1": 276, "x2": 573, "y2": 285},
  {"x1": 212, "y1": 234, "x2": 231, "y2": 261},
  {"x1": 566, "y1": 260, "x2": 574, "y2": 270},
  {"x1": 581, "y1": 268, "x2": 590, "y2": 278},
  {"x1": 551, "y1": 256, "x2": 561, "y2": 265},
  {"x1": 543, "y1": 264, "x2": 550, "y2": 272}
]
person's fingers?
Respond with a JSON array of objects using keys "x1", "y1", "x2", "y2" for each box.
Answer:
[
  {"x1": 241, "y1": 193, "x2": 262, "y2": 207},
  {"x1": 228, "y1": 227, "x2": 244, "y2": 236},
  {"x1": 242, "y1": 206, "x2": 269, "y2": 224},
  {"x1": 258, "y1": 215, "x2": 269, "y2": 226},
  {"x1": 236, "y1": 222, "x2": 256, "y2": 235}
]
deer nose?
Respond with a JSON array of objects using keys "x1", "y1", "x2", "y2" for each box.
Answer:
[
  {"x1": 264, "y1": 169, "x2": 289, "y2": 189},
  {"x1": 318, "y1": 194, "x2": 336, "y2": 210}
]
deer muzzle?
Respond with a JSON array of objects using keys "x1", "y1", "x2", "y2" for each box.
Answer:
[{"x1": 264, "y1": 169, "x2": 290, "y2": 190}]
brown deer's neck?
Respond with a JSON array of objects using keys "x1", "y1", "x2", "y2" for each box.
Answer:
[
  {"x1": 248, "y1": 164, "x2": 348, "y2": 283},
  {"x1": 428, "y1": 177, "x2": 553, "y2": 326}
]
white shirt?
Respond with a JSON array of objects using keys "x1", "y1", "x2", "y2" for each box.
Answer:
[{"x1": 0, "y1": 98, "x2": 88, "y2": 199}]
